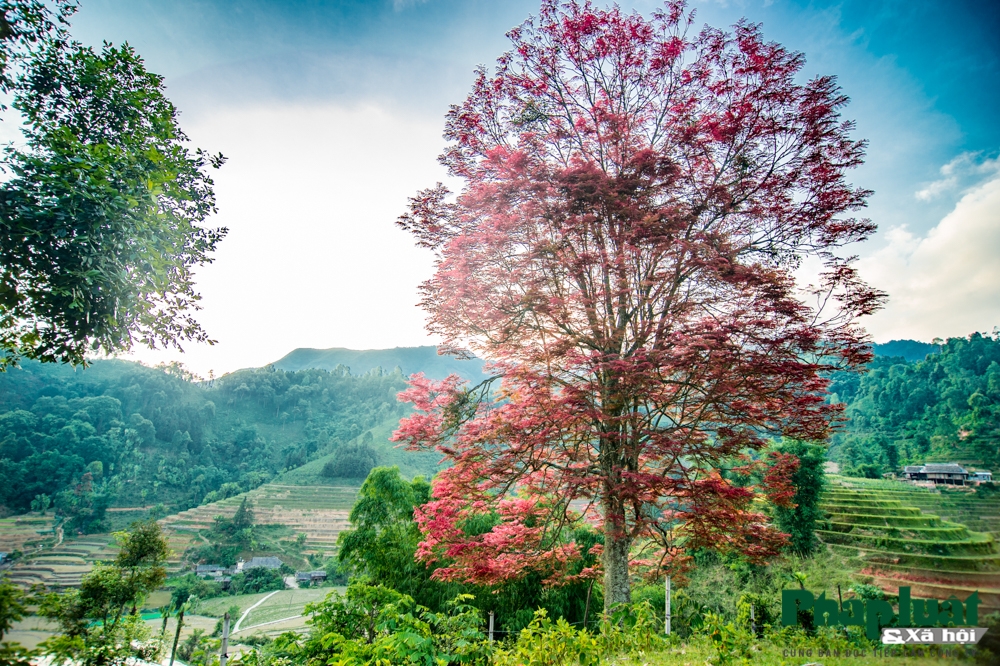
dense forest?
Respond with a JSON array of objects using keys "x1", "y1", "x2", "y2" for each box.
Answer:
[
  {"x1": 2, "y1": 333, "x2": 998, "y2": 530},
  {"x1": 0, "y1": 359, "x2": 416, "y2": 530},
  {"x1": 831, "y1": 332, "x2": 1000, "y2": 475}
]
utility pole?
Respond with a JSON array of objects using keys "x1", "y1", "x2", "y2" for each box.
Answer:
[
  {"x1": 220, "y1": 612, "x2": 230, "y2": 666},
  {"x1": 665, "y1": 576, "x2": 671, "y2": 636}
]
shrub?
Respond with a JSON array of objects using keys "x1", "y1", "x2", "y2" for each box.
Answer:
[
  {"x1": 321, "y1": 442, "x2": 378, "y2": 479},
  {"x1": 231, "y1": 567, "x2": 284, "y2": 595}
]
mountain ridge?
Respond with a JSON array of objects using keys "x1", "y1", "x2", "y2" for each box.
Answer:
[{"x1": 271, "y1": 345, "x2": 488, "y2": 383}]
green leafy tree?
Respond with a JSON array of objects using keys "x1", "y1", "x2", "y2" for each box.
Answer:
[
  {"x1": 0, "y1": 0, "x2": 226, "y2": 367},
  {"x1": 337, "y1": 467, "x2": 440, "y2": 603},
  {"x1": 301, "y1": 582, "x2": 489, "y2": 665},
  {"x1": 37, "y1": 520, "x2": 169, "y2": 664},
  {"x1": 230, "y1": 567, "x2": 284, "y2": 595},
  {"x1": 772, "y1": 441, "x2": 826, "y2": 555},
  {"x1": 0, "y1": 574, "x2": 36, "y2": 665}
]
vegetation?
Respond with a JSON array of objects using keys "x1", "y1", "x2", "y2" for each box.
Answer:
[
  {"x1": 26, "y1": 520, "x2": 168, "y2": 665},
  {"x1": 0, "y1": 359, "x2": 418, "y2": 525},
  {"x1": 0, "y1": 0, "x2": 226, "y2": 368},
  {"x1": 831, "y1": 332, "x2": 1000, "y2": 474}
]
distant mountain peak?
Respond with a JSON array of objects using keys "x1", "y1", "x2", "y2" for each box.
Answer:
[
  {"x1": 871, "y1": 339, "x2": 941, "y2": 363},
  {"x1": 271, "y1": 345, "x2": 487, "y2": 382}
]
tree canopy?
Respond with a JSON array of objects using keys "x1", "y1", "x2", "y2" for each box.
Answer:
[
  {"x1": 830, "y1": 332, "x2": 1000, "y2": 474},
  {"x1": 394, "y1": 0, "x2": 881, "y2": 609},
  {"x1": 0, "y1": 0, "x2": 225, "y2": 367},
  {"x1": 0, "y1": 359, "x2": 421, "y2": 525}
]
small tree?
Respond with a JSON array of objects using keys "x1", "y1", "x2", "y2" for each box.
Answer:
[
  {"x1": 395, "y1": 0, "x2": 882, "y2": 609},
  {"x1": 38, "y1": 520, "x2": 169, "y2": 664}
]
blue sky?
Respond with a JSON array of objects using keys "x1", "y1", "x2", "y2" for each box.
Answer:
[{"x1": 67, "y1": 0, "x2": 1000, "y2": 375}]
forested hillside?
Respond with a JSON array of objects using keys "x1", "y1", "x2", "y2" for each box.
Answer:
[
  {"x1": 0, "y1": 360, "x2": 419, "y2": 530},
  {"x1": 830, "y1": 332, "x2": 1000, "y2": 475}
]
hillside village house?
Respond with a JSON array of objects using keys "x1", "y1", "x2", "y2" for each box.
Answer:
[
  {"x1": 903, "y1": 463, "x2": 971, "y2": 485},
  {"x1": 295, "y1": 570, "x2": 328, "y2": 584},
  {"x1": 243, "y1": 556, "x2": 284, "y2": 570}
]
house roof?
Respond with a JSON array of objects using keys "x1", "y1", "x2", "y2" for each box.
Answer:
[
  {"x1": 921, "y1": 463, "x2": 967, "y2": 474},
  {"x1": 903, "y1": 466, "x2": 924, "y2": 473},
  {"x1": 196, "y1": 564, "x2": 224, "y2": 573},
  {"x1": 245, "y1": 556, "x2": 283, "y2": 569}
]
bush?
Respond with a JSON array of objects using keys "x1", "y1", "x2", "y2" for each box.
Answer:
[
  {"x1": 231, "y1": 567, "x2": 285, "y2": 595},
  {"x1": 321, "y1": 442, "x2": 378, "y2": 479}
]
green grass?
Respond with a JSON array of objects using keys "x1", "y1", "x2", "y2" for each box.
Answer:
[
  {"x1": 196, "y1": 591, "x2": 276, "y2": 618},
  {"x1": 240, "y1": 587, "x2": 336, "y2": 627}
]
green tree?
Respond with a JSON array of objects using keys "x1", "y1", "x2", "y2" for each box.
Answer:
[
  {"x1": 231, "y1": 496, "x2": 255, "y2": 532},
  {"x1": 337, "y1": 467, "x2": 439, "y2": 603},
  {"x1": 0, "y1": 574, "x2": 36, "y2": 664},
  {"x1": 0, "y1": 1, "x2": 225, "y2": 368},
  {"x1": 230, "y1": 567, "x2": 284, "y2": 595},
  {"x1": 37, "y1": 520, "x2": 169, "y2": 665},
  {"x1": 773, "y1": 441, "x2": 826, "y2": 555},
  {"x1": 114, "y1": 520, "x2": 169, "y2": 613}
]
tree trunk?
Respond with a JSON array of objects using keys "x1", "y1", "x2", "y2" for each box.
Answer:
[{"x1": 602, "y1": 495, "x2": 632, "y2": 612}]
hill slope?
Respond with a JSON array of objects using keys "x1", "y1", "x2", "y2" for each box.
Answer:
[
  {"x1": 0, "y1": 360, "x2": 428, "y2": 532},
  {"x1": 272, "y1": 346, "x2": 487, "y2": 383}
]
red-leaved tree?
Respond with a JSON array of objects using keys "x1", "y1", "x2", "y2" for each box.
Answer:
[{"x1": 393, "y1": 0, "x2": 883, "y2": 609}]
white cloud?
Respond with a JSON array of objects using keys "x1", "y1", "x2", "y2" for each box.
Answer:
[
  {"x1": 117, "y1": 101, "x2": 454, "y2": 377},
  {"x1": 860, "y1": 169, "x2": 1000, "y2": 341},
  {"x1": 915, "y1": 152, "x2": 1000, "y2": 201}
]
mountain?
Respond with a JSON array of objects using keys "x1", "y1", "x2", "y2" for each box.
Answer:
[
  {"x1": 829, "y1": 332, "x2": 1000, "y2": 475},
  {"x1": 872, "y1": 339, "x2": 941, "y2": 363},
  {"x1": 0, "y1": 359, "x2": 428, "y2": 530},
  {"x1": 272, "y1": 346, "x2": 488, "y2": 383}
]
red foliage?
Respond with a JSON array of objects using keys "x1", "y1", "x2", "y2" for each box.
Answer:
[{"x1": 394, "y1": 0, "x2": 882, "y2": 606}]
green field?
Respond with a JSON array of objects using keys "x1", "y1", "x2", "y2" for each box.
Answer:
[
  {"x1": 273, "y1": 416, "x2": 440, "y2": 486},
  {"x1": 158, "y1": 482, "x2": 359, "y2": 560}
]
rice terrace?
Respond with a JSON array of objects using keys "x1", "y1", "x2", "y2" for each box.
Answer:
[{"x1": 1, "y1": 0, "x2": 999, "y2": 665}]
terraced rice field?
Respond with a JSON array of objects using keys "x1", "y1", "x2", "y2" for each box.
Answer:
[
  {"x1": 1, "y1": 483, "x2": 356, "y2": 589},
  {"x1": 158, "y1": 483, "x2": 358, "y2": 557},
  {"x1": 4, "y1": 535, "x2": 119, "y2": 588},
  {"x1": 819, "y1": 477, "x2": 1000, "y2": 615},
  {"x1": 0, "y1": 514, "x2": 57, "y2": 552}
]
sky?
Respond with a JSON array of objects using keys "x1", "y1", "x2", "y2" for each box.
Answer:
[{"x1": 60, "y1": 0, "x2": 1000, "y2": 377}]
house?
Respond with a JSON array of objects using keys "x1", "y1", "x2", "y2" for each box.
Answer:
[
  {"x1": 244, "y1": 556, "x2": 284, "y2": 570},
  {"x1": 903, "y1": 463, "x2": 969, "y2": 485},
  {"x1": 295, "y1": 570, "x2": 327, "y2": 584},
  {"x1": 971, "y1": 470, "x2": 993, "y2": 483},
  {"x1": 196, "y1": 564, "x2": 225, "y2": 576}
]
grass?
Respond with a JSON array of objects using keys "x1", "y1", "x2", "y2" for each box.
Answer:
[
  {"x1": 240, "y1": 587, "x2": 337, "y2": 627},
  {"x1": 196, "y1": 591, "x2": 277, "y2": 618}
]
